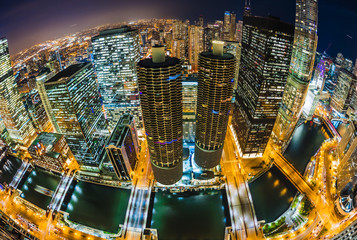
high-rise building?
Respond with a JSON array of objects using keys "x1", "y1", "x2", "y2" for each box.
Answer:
[
  {"x1": 199, "y1": 15, "x2": 204, "y2": 27},
  {"x1": 331, "y1": 69, "x2": 357, "y2": 115},
  {"x1": 172, "y1": 20, "x2": 189, "y2": 41},
  {"x1": 172, "y1": 39, "x2": 186, "y2": 60},
  {"x1": 244, "y1": 0, "x2": 252, "y2": 17},
  {"x1": 36, "y1": 71, "x2": 59, "y2": 133},
  {"x1": 232, "y1": 16, "x2": 294, "y2": 158},
  {"x1": 236, "y1": 21, "x2": 243, "y2": 43},
  {"x1": 195, "y1": 42, "x2": 236, "y2": 168},
  {"x1": 28, "y1": 132, "x2": 76, "y2": 173},
  {"x1": 302, "y1": 57, "x2": 328, "y2": 119},
  {"x1": 182, "y1": 75, "x2": 198, "y2": 143},
  {"x1": 337, "y1": 121, "x2": 357, "y2": 193},
  {"x1": 137, "y1": 46, "x2": 183, "y2": 185},
  {"x1": 45, "y1": 63, "x2": 108, "y2": 168},
  {"x1": 222, "y1": 11, "x2": 237, "y2": 41},
  {"x1": 0, "y1": 38, "x2": 37, "y2": 149},
  {"x1": 172, "y1": 20, "x2": 189, "y2": 63},
  {"x1": 188, "y1": 25, "x2": 204, "y2": 72},
  {"x1": 92, "y1": 26, "x2": 142, "y2": 129},
  {"x1": 105, "y1": 114, "x2": 139, "y2": 181},
  {"x1": 224, "y1": 41, "x2": 242, "y2": 91},
  {"x1": 24, "y1": 91, "x2": 53, "y2": 133},
  {"x1": 270, "y1": 0, "x2": 318, "y2": 150}
]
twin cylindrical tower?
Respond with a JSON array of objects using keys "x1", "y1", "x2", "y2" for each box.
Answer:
[
  {"x1": 195, "y1": 42, "x2": 236, "y2": 168},
  {"x1": 138, "y1": 43, "x2": 236, "y2": 185},
  {"x1": 137, "y1": 46, "x2": 183, "y2": 185}
]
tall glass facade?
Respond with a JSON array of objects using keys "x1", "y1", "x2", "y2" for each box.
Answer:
[
  {"x1": 232, "y1": 16, "x2": 294, "y2": 157},
  {"x1": 45, "y1": 63, "x2": 108, "y2": 167},
  {"x1": 92, "y1": 26, "x2": 142, "y2": 129},
  {"x1": 331, "y1": 69, "x2": 357, "y2": 115},
  {"x1": 270, "y1": 0, "x2": 318, "y2": 150},
  {"x1": 0, "y1": 38, "x2": 37, "y2": 148},
  {"x1": 188, "y1": 25, "x2": 204, "y2": 72}
]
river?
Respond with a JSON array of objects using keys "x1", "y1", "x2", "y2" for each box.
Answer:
[
  {"x1": 62, "y1": 181, "x2": 130, "y2": 234},
  {"x1": 148, "y1": 190, "x2": 229, "y2": 240},
  {"x1": 249, "y1": 121, "x2": 327, "y2": 223}
]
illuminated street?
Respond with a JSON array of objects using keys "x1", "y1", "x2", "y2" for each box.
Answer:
[{"x1": 0, "y1": 0, "x2": 356, "y2": 239}]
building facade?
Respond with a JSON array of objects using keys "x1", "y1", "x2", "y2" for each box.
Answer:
[
  {"x1": 232, "y1": 16, "x2": 294, "y2": 157},
  {"x1": 331, "y1": 69, "x2": 357, "y2": 115},
  {"x1": 0, "y1": 38, "x2": 37, "y2": 149},
  {"x1": 337, "y1": 121, "x2": 357, "y2": 193},
  {"x1": 195, "y1": 42, "x2": 236, "y2": 168},
  {"x1": 92, "y1": 26, "x2": 142, "y2": 129},
  {"x1": 28, "y1": 132, "x2": 75, "y2": 173},
  {"x1": 36, "y1": 71, "x2": 59, "y2": 133},
  {"x1": 270, "y1": 0, "x2": 318, "y2": 150},
  {"x1": 224, "y1": 41, "x2": 242, "y2": 91},
  {"x1": 222, "y1": 11, "x2": 237, "y2": 41},
  {"x1": 182, "y1": 75, "x2": 198, "y2": 143},
  {"x1": 25, "y1": 91, "x2": 53, "y2": 133},
  {"x1": 331, "y1": 218, "x2": 357, "y2": 240},
  {"x1": 188, "y1": 25, "x2": 204, "y2": 72},
  {"x1": 137, "y1": 46, "x2": 183, "y2": 185},
  {"x1": 45, "y1": 63, "x2": 108, "y2": 168},
  {"x1": 105, "y1": 114, "x2": 139, "y2": 181}
]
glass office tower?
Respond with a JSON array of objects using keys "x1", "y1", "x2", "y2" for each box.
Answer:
[
  {"x1": 92, "y1": 26, "x2": 142, "y2": 129},
  {"x1": 270, "y1": 0, "x2": 318, "y2": 150},
  {"x1": 0, "y1": 38, "x2": 37, "y2": 148},
  {"x1": 232, "y1": 16, "x2": 294, "y2": 158},
  {"x1": 45, "y1": 63, "x2": 108, "y2": 168}
]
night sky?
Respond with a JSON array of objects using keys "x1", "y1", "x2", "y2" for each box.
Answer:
[{"x1": 1, "y1": 0, "x2": 356, "y2": 59}]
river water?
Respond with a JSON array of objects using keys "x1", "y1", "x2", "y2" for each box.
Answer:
[
  {"x1": 148, "y1": 190, "x2": 229, "y2": 240},
  {"x1": 0, "y1": 155, "x2": 22, "y2": 187},
  {"x1": 19, "y1": 167, "x2": 61, "y2": 210},
  {"x1": 249, "y1": 121, "x2": 327, "y2": 223},
  {"x1": 61, "y1": 181, "x2": 130, "y2": 234}
]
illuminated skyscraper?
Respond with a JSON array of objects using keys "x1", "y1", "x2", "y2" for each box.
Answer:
[
  {"x1": 224, "y1": 41, "x2": 242, "y2": 91},
  {"x1": 199, "y1": 15, "x2": 204, "y2": 27},
  {"x1": 236, "y1": 20, "x2": 243, "y2": 42},
  {"x1": 337, "y1": 121, "x2": 357, "y2": 193},
  {"x1": 331, "y1": 69, "x2": 357, "y2": 115},
  {"x1": 24, "y1": 91, "x2": 53, "y2": 133},
  {"x1": 182, "y1": 75, "x2": 198, "y2": 143},
  {"x1": 138, "y1": 46, "x2": 183, "y2": 185},
  {"x1": 172, "y1": 39, "x2": 186, "y2": 60},
  {"x1": 45, "y1": 63, "x2": 108, "y2": 168},
  {"x1": 302, "y1": 58, "x2": 327, "y2": 119},
  {"x1": 105, "y1": 114, "x2": 139, "y2": 181},
  {"x1": 92, "y1": 26, "x2": 142, "y2": 129},
  {"x1": 0, "y1": 38, "x2": 37, "y2": 148},
  {"x1": 223, "y1": 11, "x2": 237, "y2": 41},
  {"x1": 36, "y1": 71, "x2": 59, "y2": 133},
  {"x1": 270, "y1": 0, "x2": 318, "y2": 150},
  {"x1": 195, "y1": 42, "x2": 236, "y2": 168},
  {"x1": 244, "y1": 0, "x2": 252, "y2": 17},
  {"x1": 232, "y1": 16, "x2": 294, "y2": 158},
  {"x1": 188, "y1": 25, "x2": 204, "y2": 72}
]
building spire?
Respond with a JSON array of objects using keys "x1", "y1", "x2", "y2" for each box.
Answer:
[{"x1": 244, "y1": 0, "x2": 251, "y2": 17}]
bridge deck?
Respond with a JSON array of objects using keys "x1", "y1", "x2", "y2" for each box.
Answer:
[{"x1": 273, "y1": 152, "x2": 317, "y2": 204}]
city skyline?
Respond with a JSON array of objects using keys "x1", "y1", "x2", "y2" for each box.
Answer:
[
  {"x1": 0, "y1": 0, "x2": 357, "y2": 240},
  {"x1": 1, "y1": 0, "x2": 356, "y2": 59}
]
